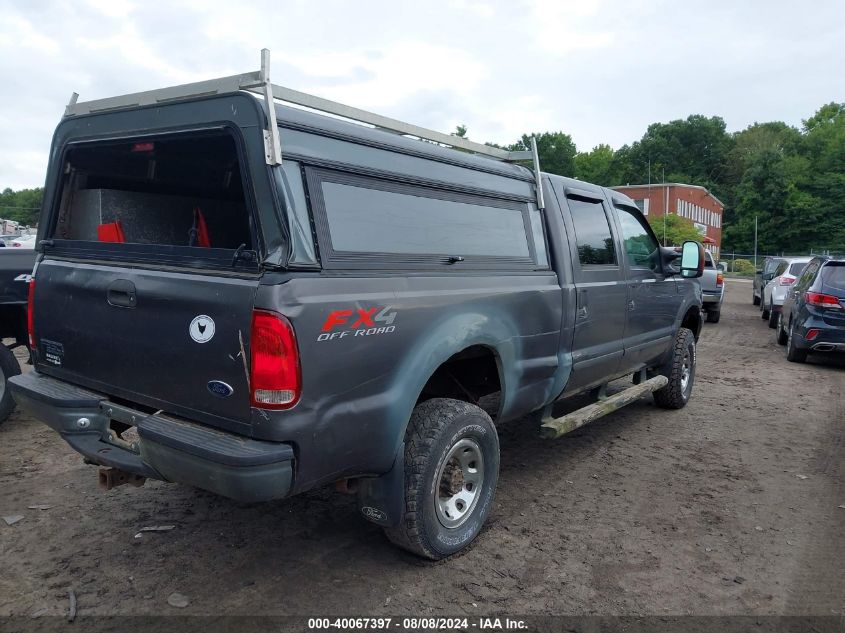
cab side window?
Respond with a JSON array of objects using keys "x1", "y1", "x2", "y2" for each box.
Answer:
[
  {"x1": 616, "y1": 206, "x2": 659, "y2": 270},
  {"x1": 568, "y1": 197, "x2": 617, "y2": 266}
]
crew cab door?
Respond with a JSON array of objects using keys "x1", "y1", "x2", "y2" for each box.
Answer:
[
  {"x1": 559, "y1": 189, "x2": 627, "y2": 393},
  {"x1": 610, "y1": 200, "x2": 681, "y2": 371}
]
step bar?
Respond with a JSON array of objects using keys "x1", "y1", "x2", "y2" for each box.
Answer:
[
  {"x1": 540, "y1": 375, "x2": 669, "y2": 439},
  {"x1": 64, "y1": 49, "x2": 545, "y2": 209}
]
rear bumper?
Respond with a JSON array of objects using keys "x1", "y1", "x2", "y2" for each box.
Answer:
[
  {"x1": 702, "y1": 290, "x2": 723, "y2": 305},
  {"x1": 9, "y1": 372, "x2": 294, "y2": 502},
  {"x1": 794, "y1": 320, "x2": 845, "y2": 353}
]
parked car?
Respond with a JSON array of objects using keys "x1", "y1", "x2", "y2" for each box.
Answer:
[
  {"x1": 11, "y1": 235, "x2": 36, "y2": 249},
  {"x1": 9, "y1": 53, "x2": 706, "y2": 559},
  {"x1": 776, "y1": 256, "x2": 845, "y2": 362},
  {"x1": 700, "y1": 251, "x2": 724, "y2": 323},
  {"x1": 753, "y1": 257, "x2": 786, "y2": 306},
  {"x1": 0, "y1": 235, "x2": 21, "y2": 247},
  {"x1": 0, "y1": 249, "x2": 37, "y2": 424},
  {"x1": 761, "y1": 257, "x2": 812, "y2": 327}
]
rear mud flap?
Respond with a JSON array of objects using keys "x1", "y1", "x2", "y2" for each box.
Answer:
[{"x1": 357, "y1": 443, "x2": 405, "y2": 528}]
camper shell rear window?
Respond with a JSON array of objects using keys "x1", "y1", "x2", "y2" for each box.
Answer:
[{"x1": 49, "y1": 130, "x2": 258, "y2": 271}]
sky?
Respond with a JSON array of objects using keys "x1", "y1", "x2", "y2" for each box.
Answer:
[{"x1": 0, "y1": 0, "x2": 843, "y2": 190}]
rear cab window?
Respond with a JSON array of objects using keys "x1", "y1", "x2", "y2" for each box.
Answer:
[
  {"x1": 47, "y1": 130, "x2": 259, "y2": 272},
  {"x1": 567, "y1": 197, "x2": 617, "y2": 267}
]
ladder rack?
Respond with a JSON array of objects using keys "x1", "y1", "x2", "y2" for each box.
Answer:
[{"x1": 64, "y1": 49, "x2": 545, "y2": 209}]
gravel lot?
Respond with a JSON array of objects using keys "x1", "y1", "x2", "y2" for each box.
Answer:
[{"x1": 1, "y1": 281, "x2": 843, "y2": 618}]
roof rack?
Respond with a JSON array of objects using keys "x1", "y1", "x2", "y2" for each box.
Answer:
[{"x1": 64, "y1": 49, "x2": 545, "y2": 209}]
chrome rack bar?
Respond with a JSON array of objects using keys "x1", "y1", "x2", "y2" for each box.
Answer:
[
  {"x1": 260, "y1": 49, "x2": 282, "y2": 165},
  {"x1": 64, "y1": 50, "x2": 545, "y2": 205}
]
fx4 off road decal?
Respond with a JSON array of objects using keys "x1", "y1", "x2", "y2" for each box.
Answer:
[{"x1": 317, "y1": 306, "x2": 397, "y2": 342}]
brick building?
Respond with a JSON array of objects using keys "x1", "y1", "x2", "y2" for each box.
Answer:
[{"x1": 612, "y1": 183, "x2": 724, "y2": 258}]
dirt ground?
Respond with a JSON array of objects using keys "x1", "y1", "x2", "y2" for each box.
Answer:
[{"x1": 1, "y1": 281, "x2": 843, "y2": 618}]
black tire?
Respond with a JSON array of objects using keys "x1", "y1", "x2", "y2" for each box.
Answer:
[
  {"x1": 385, "y1": 398, "x2": 499, "y2": 560},
  {"x1": 776, "y1": 313, "x2": 788, "y2": 345},
  {"x1": 786, "y1": 320, "x2": 808, "y2": 363},
  {"x1": 706, "y1": 309, "x2": 721, "y2": 324},
  {"x1": 767, "y1": 306, "x2": 779, "y2": 329},
  {"x1": 653, "y1": 327, "x2": 696, "y2": 409},
  {"x1": 761, "y1": 299, "x2": 770, "y2": 319},
  {"x1": 0, "y1": 344, "x2": 22, "y2": 425},
  {"x1": 753, "y1": 292, "x2": 761, "y2": 306}
]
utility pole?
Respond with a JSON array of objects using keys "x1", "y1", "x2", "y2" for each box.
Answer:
[{"x1": 662, "y1": 167, "x2": 667, "y2": 246}]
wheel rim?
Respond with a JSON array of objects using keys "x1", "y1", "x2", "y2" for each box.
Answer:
[
  {"x1": 434, "y1": 438, "x2": 484, "y2": 529},
  {"x1": 680, "y1": 347, "x2": 693, "y2": 396}
]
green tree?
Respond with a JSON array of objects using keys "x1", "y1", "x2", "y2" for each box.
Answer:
[
  {"x1": 0, "y1": 187, "x2": 42, "y2": 226},
  {"x1": 510, "y1": 131, "x2": 576, "y2": 177},
  {"x1": 574, "y1": 144, "x2": 619, "y2": 185},
  {"x1": 648, "y1": 213, "x2": 702, "y2": 247}
]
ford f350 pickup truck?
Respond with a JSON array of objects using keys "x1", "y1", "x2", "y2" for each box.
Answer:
[{"x1": 10, "y1": 51, "x2": 705, "y2": 559}]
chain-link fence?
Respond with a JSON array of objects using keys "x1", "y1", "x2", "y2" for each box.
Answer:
[{"x1": 718, "y1": 251, "x2": 845, "y2": 274}]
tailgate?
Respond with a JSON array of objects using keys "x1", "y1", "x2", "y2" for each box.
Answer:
[{"x1": 32, "y1": 259, "x2": 258, "y2": 427}]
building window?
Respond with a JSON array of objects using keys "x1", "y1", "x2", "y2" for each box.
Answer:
[{"x1": 634, "y1": 199, "x2": 650, "y2": 215}]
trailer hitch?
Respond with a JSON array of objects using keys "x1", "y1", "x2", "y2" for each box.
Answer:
[{"x1": 98, "y1": 467, "x2": 146, "y2": 491}]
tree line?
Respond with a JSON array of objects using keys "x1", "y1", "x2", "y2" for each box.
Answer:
[
  {"x1": 3, "y1": 101, "x2": 842, "y2": 253},
  {"x1": 469, "y1": 102, "x2": 845, "y2": 255},
  {"x1": 0, "y1": 187, "x2": 42, "y2": 227}
]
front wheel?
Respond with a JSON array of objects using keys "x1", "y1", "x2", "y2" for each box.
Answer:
[
  {"x1": 385, "y1": 398, "x2": 499, "y2": 560},
  {"x1": 753, "y1": 291, "x2": 761, "y2": 306},
  {"x1": 0, "y1": 344, "x2": 22, "y2": 425},
  {"x1": 653, "y1": 327, "x2": 696, "y2": 409},
  {"x1": 767, "y1": 305, "x2": 779, "y2": 329}
]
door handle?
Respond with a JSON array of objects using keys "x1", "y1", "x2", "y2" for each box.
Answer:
[
  {"x1": 107, "y1": 279, "x2": 137, "y2": 308},
  {"x1": 628, "y1": 300, "x2": 636, "y2": 312}
]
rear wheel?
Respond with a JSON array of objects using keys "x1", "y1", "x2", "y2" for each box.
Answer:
[
  {"x1": 761, "y1": 299, "x2": 770, "y2": 320},
  {"x1": 0, "y1": 344, "x2": 22, "y2": 425},
  {"x1": 753, "y1": 291, "x2": 761, "y2": 306},
  {"x1": 385, "y1": 398, "x2": 499, "y2": 560},
  {"x1": 786, "y1": 320, "x2": 808, "y2": 363},
  {"x1": 768, "y1": 305, "x2": 779, "y2": 329},
  {"x1": 653, "y1": 328, "x2": 696, "y2": 409},
  {"x1": 706, "y1": 309, "x2": 721, "y2": 323},
  {"x1": 776, "y1": 313, "x2": 788, "y2": 345}
]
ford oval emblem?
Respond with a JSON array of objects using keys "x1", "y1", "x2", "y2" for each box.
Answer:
[{"x1": 207, "y1": 380, "x2": 234, "y2": 398}]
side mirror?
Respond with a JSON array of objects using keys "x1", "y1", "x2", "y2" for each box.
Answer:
[
  {"x1": 756, "y1": 269, "x2": 764, "y2": 275},
  {"x1": 679, "y1": 241, "x2": 705, "y2": 278}
]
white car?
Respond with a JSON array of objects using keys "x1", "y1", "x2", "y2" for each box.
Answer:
[
  {"x1": 10, "y1": 235, "x2": 36, "y2": 249},
  {"x1": 761, "y1": 257, "x2": 813, "y2": 328}
]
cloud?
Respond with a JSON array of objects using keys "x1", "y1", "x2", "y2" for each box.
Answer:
[{"x1": 0, "y1": 0, "x2": 842, "y2": 189}]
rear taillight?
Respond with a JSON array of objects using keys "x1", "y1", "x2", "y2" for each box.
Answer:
[
  {"x1": 805, "y1": 292, "x2": 843, "y2": 309},
  {"x1": 716, "y1": 272, "x2": 724, "y2": 286},
  {"x1": 250, "y1": 310, "x2": 300, "y2": 409},
  {"x1": 778, "y1": 275, "x2": 796, "y2": 286},
  {"x1": 27, "y1": 279, "x2": 35, "y2": 348}
]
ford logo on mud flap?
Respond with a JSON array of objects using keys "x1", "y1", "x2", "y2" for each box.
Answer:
[
  {"x1": 207, "y1": 380, "x2": 234, "y2": 397},
  {"x1": 361, "y1": 506, "x2": 388, "y2": 523}
]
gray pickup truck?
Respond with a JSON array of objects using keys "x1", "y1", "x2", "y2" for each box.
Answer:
[
  {"x1": 700, "y1": 251, "x2": 725, "y2": 323},
  {"x1": 10, "y1": 52, "x2": 705, "y2": 559}
]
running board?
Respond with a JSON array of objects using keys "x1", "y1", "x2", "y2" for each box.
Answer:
[{"x1": 540, "y1": 375, "x2": 668, "y2": 439}]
